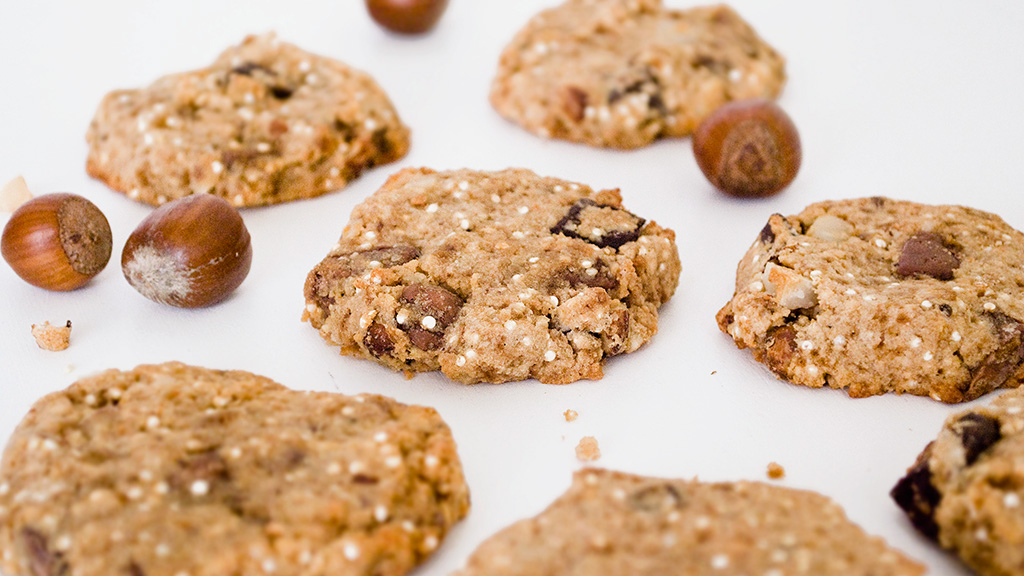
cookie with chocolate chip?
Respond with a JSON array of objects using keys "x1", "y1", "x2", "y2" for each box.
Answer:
[
  {"x1": 717, "y1": 197, "x2": 1024, "y2": 403},
  {"x1": 86, "y1": 33, "x2": 409, "y2": 206},
  {"x1": 490, "y1": 0, "x2": 786, "y2": 149},
  {"x1": 892, "y1": 387, "x2": 1024, "y2": 575},
  {"x1": 456, "y1": 468, "x2": 923, "y2": 575},
  {"x1": 0, "y1": 362, "x2": 469, "y2": 576},
  {"x1": 302, "y1": 167, "x2": 680, "y2": 384}
]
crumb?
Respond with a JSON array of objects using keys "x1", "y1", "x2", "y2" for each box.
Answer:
[
  {"x1": 32, "y1": 321, "x2": 72, "y2": 351},
  {"x1": 564, "y1": 409, "x2": 578, "y2": 422},
  {"x1": 575, "y1": 436, "x2": 601, "y2": 461},
  {"x1": 767, "y1": 462, "x2": 785, "y2": 480},
  {"x1": 0, "y1": 175, "x2": 32, "y2": 212},
  {"x1": 711, "y1": 370, "x2": 717, "y2": 375}
]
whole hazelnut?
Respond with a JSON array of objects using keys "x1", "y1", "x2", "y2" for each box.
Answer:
[
  {"x1": 693, "y1": 99, "x2": 802, "y2": 198},
  {"x1": 366, "y1": 0, "x2": 449, "y2": 34},
  {"x1": 1, "y1": 193, "x2": 112, "y2": 291},
  {"x1": 122, "y1": 194, "x2": 252, "y2": 308}
]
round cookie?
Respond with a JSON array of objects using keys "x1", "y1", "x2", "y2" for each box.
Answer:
[
  {"x1": 455, "y1": 468, "x2": 924, "y2": 575},
  {"x1": 302, "y1": 167, "x2": 680, "y2": 385},
  {"x1": 717, "y1": 197, "x2": 1024, "y2": 403},
  {"x1": 490, "y1": 0, "x2": 786, "y2": 149},
  {"x1": 0, "y1": 363, "x2": 469, "y2": 576},
  {"x1": 892, "y1": 386, "x2": 1024, "y2": 576},
  {"x1": 86, "y1": 33, "x2": 410, "y2": 207}
]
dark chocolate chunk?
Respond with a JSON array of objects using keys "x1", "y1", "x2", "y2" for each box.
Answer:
[
  {"x1": 398, "y1": 284, "x2": 464, "y2": 350},
  {"x1": 352, "y1": 473, "x2": 380, "y2": 484},
  {"x1": 553, "y1": 259, "x2": 619, "y2": 292},
  {"x1": 230, "y1": 62, "x2": 276, "y2": 77},
  {"x1": 269, "y1": 85, "x2": 293, "y2": 100},
  {"x1": 305, "y1": 244, "x2": 421, "y2": 311},
  {"x1": 964, "y1": 312, "x2": 1024, "y2": 400},
  {"x1": 561, "y1": 86, "x2": 588, "y2": 123},
  {"x1": 764, "y1": 325, "x2": 797, "y2": 376},
  {"x1": 953, "y1": 413, "x2": 1002, "y2": 465},
  {"x1": 895, "y1": 232, "x2": 960, "y2": 280},
  {"x1": 939, "y1": 303, "x2": 953, "y2": 316},
  {"x1": 890, "y1": 444, "x2": 941, "y2": 541},
  {"x1": 604, "y1": 309, "x2": 630, "y2": 355},
  {"x1": 759, "y1": 219, "x2": 776, "y2": 243},
  {"x1": 169, "y1": 449, "x2": 230, "y2": 494},
  {"x1": 127, "y1": 562, "x2": 146, "y2": 576},
  {"x1": 630, "y1": 483, "x2": 685, "y2": 512},
  {"x1": 551, "y1": 199, "x2": 645, "y2": 249},
  {"x1": 364, "y1": 322, "x2": 395, "y2": 357},
  {"x1": 19, "y1": 527, "x2": 70, "y2": 576}
]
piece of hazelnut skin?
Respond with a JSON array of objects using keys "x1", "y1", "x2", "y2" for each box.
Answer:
[
  {"x1": 366, "y1": 0, "x2": 449, "y2": 34},
  {"x1": 1, "y1": 193, "x2": 113, "y2": 291},
  {"x1": 121, "y1": 194, "x2": 252, "y2": 308},
  {"x1": 693, "y1": 99, "x2": 802, "y2": 198}
]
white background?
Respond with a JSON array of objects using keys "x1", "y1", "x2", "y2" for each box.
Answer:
[{"x1": 3, "y1": 1, "x2": 1024, "y2": 573}]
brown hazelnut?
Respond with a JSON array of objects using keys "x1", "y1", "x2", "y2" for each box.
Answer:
[
  {"x1": 122, "y1": 194, "x2": 252, "y2": 308},
  {"x1": 692, "y1": 99, "x2": 802, "y2": 198},
  {"x1": 366, "y1": 0, "x2": 449, "y2": 34},
  {"x1": 1, "y1": 193, "x2": 112, "y2": 291}
]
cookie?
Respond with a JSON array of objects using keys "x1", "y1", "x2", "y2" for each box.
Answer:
[
  {"x1": 892, "y1": 387, "x2": 1024, "y2": 576},
  {"x1": 303, "y1": 167, "x2": 680, "y2": 384},
  {"x1": 455, "y1": 468, "x2": 924, "y2": 575},
  {"x1": 0, "y1": 362, "x2": 469, "y2": 576},
  {"x1": 490, "y1": 0, "x2": 786, "y2": 149},
  {"x1": 86, "y1": 33, "x2": 410, "y2": 207},
  {"x1": 717, "y1": 197, "x2": 1024, "y2": 403}
]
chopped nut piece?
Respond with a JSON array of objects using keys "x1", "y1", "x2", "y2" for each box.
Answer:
[
  {"x1": 806, "y1": 214, "x2": 853, "y2": 242},
  {"x1": 575, "y1": 436, "x2": 601, "y2": 461},
  {"x1": 762, "y1": 263, "x2": 817, "y2": 309},
  {"x1": 767, "y1": 462, "x2": 785, "y2": 480},
  {"x1": 31, "y1": 321, "x2": 72, "y2": 351},
  {"x1": 564, "y1": 409, "x2": 579, "y2": 422},
  {"x1": 0, "y1": 176, "x2": 33, "y2": 212}
]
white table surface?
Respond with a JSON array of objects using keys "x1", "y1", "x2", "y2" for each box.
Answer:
[{"x1": 4, "y1": 1, "x2": 1024, "y2": 573}]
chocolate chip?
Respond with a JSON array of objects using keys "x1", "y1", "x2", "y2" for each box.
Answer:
[
  {"x1": 398, "y1": 284, "x2": 464, "y2": 350},
  {"x1": 269, "y1": 85, "x2": 293, "y2": 100},
  {"x1": 352, "y1": 473, "x2": 379, "y2": 484},
  {"x1": 895, "y1": 232, "x2": 960, "y2": 280},
  {"x1": 890, "y1": 444, "x2": 941, "y2": 541},
  {"x1": 305, "y1": 244, "x2": 421, "y2": 313},
  {"x1": 128, "y1": 562, "x2": 146, "y2": 576},
  {"x1": 401, "y1": 285, "x2": 462, "y2": 327},
  {"x1": 19, "y1": 527, "x2": 69, "y2": 576},
  {"x1": 230, "y1": 62, "x2": 275, "y2": 77},
  {"x1": 764, "y1": 325, "x2": 797, "y2": 376},
  {"x1": 629, "y1": 483, "x2": 685, "y2": 511},
  {"x1": 364, "y1": 322, "x2": 395, "y2": 357},
  {"x1": 551, "y1": 199, "x2": 645, "y2": 249},
  {"x1": 562, "y1": 86, "x2": 588, "y2": 123},
  {"x1": 954, "y1": 413, "x2": 1002, "y2": 465},
  {"x1": 759, "y1": 219, "x2": 776, "y2": 243},
  {"x1": 371, "y1": 128, "x2": 393, "y2": 158},
  {"x1": 169, "y1": 449, "x2": 230, "y2": 493},
  {"x1": 939, "y1": 303, "x2": 953, "y2": 316},
  {"x1": 964, "y1": 312, "x2": 1024, "y2": 400}
]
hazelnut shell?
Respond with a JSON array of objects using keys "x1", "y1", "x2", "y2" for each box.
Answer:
[
  {"x1": 122, "y1": 195, "x2": 252, "y2": 308},
  {"x1": 1, "y1": 193, "x2": 112, "y2": 291}
]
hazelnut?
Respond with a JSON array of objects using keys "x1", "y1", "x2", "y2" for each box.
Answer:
[
  {"x1": 693, "y1": 99, "x2": 802, "y2": 198},
  {"x1": 122, "y1": 194, "x2": 252, "y2": 308},
  {"x1": 366, "y1": 0, "x2": 449, "y2": 34},
  {"x1": 1, "y1": 193, "x2": 112, "y2": 291}
]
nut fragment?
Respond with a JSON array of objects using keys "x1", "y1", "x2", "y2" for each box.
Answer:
[
  {"x1": 2, "y1": 193, "x2": 113, "y2": 291},
  {"x1": 762, "y1": 263, "x2": 817, "y2": 309},
  {"x1": 806, "y1": 215, "x2": 854, "y2": 242},
  {"x1": 31, "y1": 321, "x2": 72, "y2": 351},
  {"x1": 693, "y1": 99, "x2": 802, "y2": 198},
  {"x1": 0, "y1": 175, "x2": 33, "y2": 212},
  {"x1": 122, "y1": 195, "x2": 252, "y2": 308}
]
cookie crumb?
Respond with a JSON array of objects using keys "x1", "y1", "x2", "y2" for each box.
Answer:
[
  {"x1": 575, "y1": 436, "x2": 601, "y2": 461},
  {"x1": 767, "y1": 462, "x2": 786, "y2": 480},
  {"x1": 0, "y1": 175, "x2": 32, "y2": 212},
  {"x1": 564, "y1": 409, "x2": 578, "y2": 422},
  {"x1": 31, "y1": 321, "x2": 72, "y2": 351}
]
